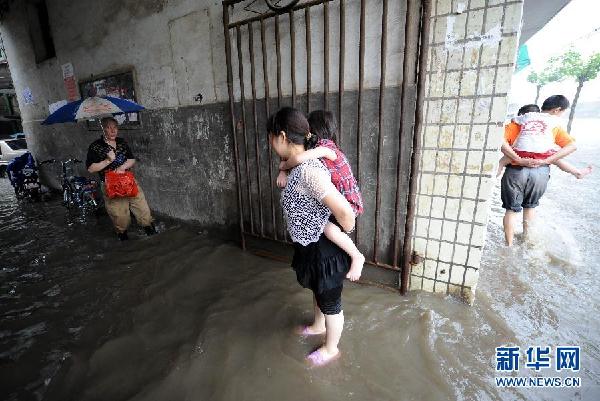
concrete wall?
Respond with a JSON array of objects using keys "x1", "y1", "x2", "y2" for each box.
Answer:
[
  {"x1": 409, "y1": 0, "x2": 523, "y2": 303},
  {"x1": 0, "y1": 0, "x2": 240, "y2": 227},
  {"x1": 0, "y1": 0, "x2": 413, "y2": 230}
]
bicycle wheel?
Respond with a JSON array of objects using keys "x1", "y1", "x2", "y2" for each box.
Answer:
[
  {"x1": 264, "y1": 0, "x2": 300, "y2": 12},
  {"x1": 82, "y1": 191, "x2": 98, "y2": 209},
  {"x1": 14, "y1": 186, "x2": 25, "y2": 199},
  {"x1": 27, "y1": 189, "x2": 41, "y2": 203}
]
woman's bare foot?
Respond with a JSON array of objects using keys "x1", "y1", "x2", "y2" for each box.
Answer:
[
  {"x1": 346, "y1": 252, "x2": 365, "y2": 281},
  {"x1": 575, "y1": 165, "x2": 593, "y2": 179}
]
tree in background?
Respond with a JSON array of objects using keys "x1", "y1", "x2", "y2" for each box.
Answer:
[
  {"x1": 548, "y1": 49, "x2": 600, "y2": 132},
  {"x1": 526, "y1": 69, "x2": 558, "y2": 104}
]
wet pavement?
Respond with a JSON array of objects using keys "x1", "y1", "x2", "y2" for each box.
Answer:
[{"x1": 1, "y1": 119, "x2": 599, "y2": 401}]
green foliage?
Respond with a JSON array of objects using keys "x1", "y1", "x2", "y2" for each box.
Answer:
[
  {"x1": 548, "y1": 49, "x2": 600, "y2": 83},
  {"x1": 526, "y1": 69, "x2": 558, "y2": 87}
]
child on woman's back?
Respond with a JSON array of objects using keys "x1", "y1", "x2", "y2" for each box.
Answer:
[
  {"x1": 277, "y1": 110, "x2": 365, "y2": 281},
  {"x1": 498, "y1": 101, "x2": 592, "y2": 178}
]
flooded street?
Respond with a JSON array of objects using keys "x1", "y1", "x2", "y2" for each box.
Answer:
[{"x1": 1, "y1": 119, "x2": 599, "y2": 401}]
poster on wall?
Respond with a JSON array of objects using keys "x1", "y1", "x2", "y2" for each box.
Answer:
[
  {"x1": 62, "y1": 62, "x2": 79, "y2": 101},
  {"x1": 78, "y1": 71, "x2": 141, "y2": 130},
  {"x1": 22, "y1": 87, "x2": 34, "y2": 104}
]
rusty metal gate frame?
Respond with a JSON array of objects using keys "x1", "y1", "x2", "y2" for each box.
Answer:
[{"x1": 222, "y1": 0, "x2": 431, "y2": 294}]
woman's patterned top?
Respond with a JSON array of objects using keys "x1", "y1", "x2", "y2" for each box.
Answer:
[{"x1": 280, "y1": 159, "x2": 335, "y2": 246}]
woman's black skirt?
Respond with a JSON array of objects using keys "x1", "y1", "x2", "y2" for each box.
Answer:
[{"x1": 291, "y1": 233, "x2": 350, "y2": 294}]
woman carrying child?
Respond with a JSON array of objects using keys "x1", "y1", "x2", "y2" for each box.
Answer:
[
  {"x1": 277, "y1": 110, "x2": 365, "y2": 281},
  {"x1": 268, "y1": 107, "x2": 355, "y2": 367}
]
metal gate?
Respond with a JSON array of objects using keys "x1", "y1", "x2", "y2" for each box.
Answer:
[{"x1": 222, "y1": 0, "x2": 429, "y2": 291}]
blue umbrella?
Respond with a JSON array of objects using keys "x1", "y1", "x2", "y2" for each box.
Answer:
[{"x1": 41, "y1": 96, "x2": 144, "y2": 125}]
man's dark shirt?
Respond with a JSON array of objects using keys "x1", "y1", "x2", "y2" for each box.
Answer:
[{"x1": 86, "y1": 136, "x2": 134, "y2": 181}]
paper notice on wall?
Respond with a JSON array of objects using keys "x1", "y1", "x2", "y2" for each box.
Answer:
[
  {"x1": 128, "y1": 113, "x2": 138, "y2": 122},
  {"x1": 49, "y1": 100, "x2": 68, "y2": 114},
  {"x1": 62, "y1": 63, "x2": 74, "y2": 79}
]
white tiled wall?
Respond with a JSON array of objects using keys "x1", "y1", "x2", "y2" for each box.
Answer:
[{"x1": 410, "y1": 0, "x2": 523, "y2": 303}]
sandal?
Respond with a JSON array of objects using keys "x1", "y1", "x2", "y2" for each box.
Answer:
[{"x1": 306, "y1": 348, "x2": 341, "y2": 367}]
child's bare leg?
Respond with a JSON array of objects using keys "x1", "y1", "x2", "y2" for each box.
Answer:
[
  {"x1": 553, "y1": 159, "x2": 593, "y2": 179},
  {"x1": 497, "y1": 155, "x2": 511, "y2": 177},
  {"x1": 324, "y1": 222, "x2": 365, "y2": 281}
]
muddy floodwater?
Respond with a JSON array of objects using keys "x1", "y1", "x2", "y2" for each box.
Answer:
[{"x1": 1, "y1": 120, "x2": 599, "y2": 401}]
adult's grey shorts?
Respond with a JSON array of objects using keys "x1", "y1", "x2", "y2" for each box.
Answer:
[{"x1": 501, "y1": 165, "x2": 550, "y2": 212}]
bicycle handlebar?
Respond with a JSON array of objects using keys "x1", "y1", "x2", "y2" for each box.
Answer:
[{"x1": 39, "y1": 158, "x2": 82, "y2": 165}]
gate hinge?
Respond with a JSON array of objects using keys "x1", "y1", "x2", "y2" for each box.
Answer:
[{"x1": 410, "y1": 251, "x2": 423, "y2": 265}]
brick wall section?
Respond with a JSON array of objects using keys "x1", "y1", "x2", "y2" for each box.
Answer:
[{"x1": 410, "y1": 0, "x2": 523, "y2": 303}]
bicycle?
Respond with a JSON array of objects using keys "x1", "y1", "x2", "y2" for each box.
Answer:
[{"x1": 42, "y1": 158, "x2": 104, "y2": 212}]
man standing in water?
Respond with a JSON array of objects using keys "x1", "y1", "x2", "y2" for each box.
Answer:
[{"x1": 500, "y1": 95, "x2": 577, "y2": 246}]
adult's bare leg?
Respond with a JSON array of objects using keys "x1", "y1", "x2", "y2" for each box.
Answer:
[
  {"x1": 503, "y1": 210, "x2": 518, "y2": 246},
  {"x1": 523, "y1": 207, "x2": 535, "y2": 240}
]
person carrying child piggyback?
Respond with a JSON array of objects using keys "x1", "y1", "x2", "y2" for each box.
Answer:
[
  {"x1": 497, "y1": 100, "x2": 592, "y2": 179},
  {"x1": 499, "y1": 95, "x2": 591, "y2": 247},
  {"x1": 277, "y1": 110, "x2": 365, "y2": 282}
]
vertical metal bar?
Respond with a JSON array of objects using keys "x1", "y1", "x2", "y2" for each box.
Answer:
[
  {"x1": 323, "y1": 2, "x2": 330, "y2": 110},
  {"x1": 355, "y1": 0, "x2": 366, "y2": 247},
  {"x1": 222, "y1": 4, "x2": 246, "y2": 249},
  {"x1": 393, "y1": 0, "x2": 420, "y2": 266},
  {"x1": 274, "y1": 14, "x2": 286, "y2": 241},
  {"x1": 401, "y1": 0, "x2": 432, "y2": 295},
  {"x1": 261, "y1": 18, "x2": 277, "y2": 241},
  {"x1": 236, "y1": 25, "x2": 255, "y2": 235},
  {"x1": 275, "y1": 15, "x2": 282, "y2": 109},
  {"x1": 373, "y1": 0, "x2": 388, "y2": 264},
  {"x1": 289, "y1": 10, "x2": 297, "y2": 108},
  {"x1": 248, "y1": 22, "x2": 264, "y2": 237},
  {"x1": 305, "y1": 7, "x2": 312, "y2": 113},
  {"x1": 338, "y1": 0, "x2": 345, "y2": 148}
]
